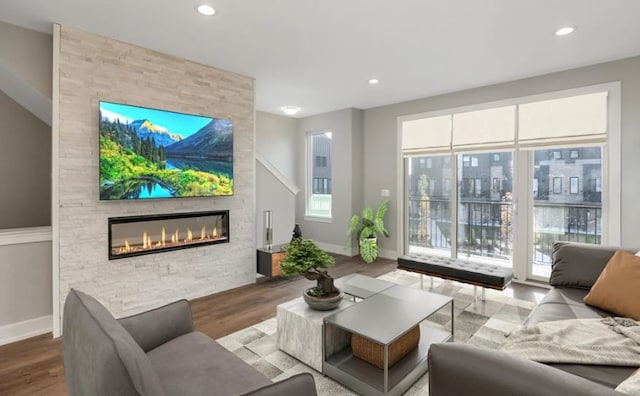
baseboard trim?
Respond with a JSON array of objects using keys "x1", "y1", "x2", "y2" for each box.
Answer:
[
  {"x1": 0, "y1": 315, "x2": 52, "y2": 346},
  {"x1": 378, "y1": 248, "x2": 398, "y2": 260},
  {"x1": 332, "y1": 244, "x2": 398, "y2": 260},
  {"x1": 315, "y1": 241, "x2": 350, "y2": 256},
  {"x1": 0, "y1": 226, "x2": 52, "y2": 246}
]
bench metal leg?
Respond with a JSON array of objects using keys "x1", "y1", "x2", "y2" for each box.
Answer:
[
  {"x1": 474, "y1": 286, "x2": 487, "y2": 304},
  {"x1": 420, "y1": 275, "x2": 435, "y2": 290}
]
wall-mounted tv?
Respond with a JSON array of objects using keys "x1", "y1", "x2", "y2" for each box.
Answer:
[{"x1": 99, "y1": 101, "x2": 233, "y2": 200}]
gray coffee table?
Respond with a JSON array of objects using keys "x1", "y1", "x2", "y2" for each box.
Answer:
[
  {"x1": 334, "y1": 273, "x2": 395, "y2": 300},
  {"x1": 323, "y1": 285, "x2": 453, "y2": 396}
]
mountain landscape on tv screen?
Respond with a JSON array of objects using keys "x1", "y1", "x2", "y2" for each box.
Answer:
[{"x1": 99, "y1": 102, "x2": 233, "y2": 200}]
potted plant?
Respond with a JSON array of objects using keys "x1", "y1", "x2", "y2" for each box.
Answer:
[
  {"x1": 279, "y1": 238, "x2": 342, "y2": 310},
  {"x1": 345, "y1": 198, "x2": 390, "y2": 263}
]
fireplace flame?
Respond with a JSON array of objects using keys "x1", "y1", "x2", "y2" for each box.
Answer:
[{"x1": 114, "y1": 221, "x2": 226, "y2": 256}]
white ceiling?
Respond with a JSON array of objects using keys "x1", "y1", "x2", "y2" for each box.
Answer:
[{"x1": 2, "y1": 0, "x2": 640, "y2": 117}]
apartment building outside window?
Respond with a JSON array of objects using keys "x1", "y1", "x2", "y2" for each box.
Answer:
[{"x1": 306, "y1": 131, "x2": 332, "y2": 218}]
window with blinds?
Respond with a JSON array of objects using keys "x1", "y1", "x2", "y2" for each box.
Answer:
[{"x1": 401, "y1": 92, "x2": 608, "y2": 154}]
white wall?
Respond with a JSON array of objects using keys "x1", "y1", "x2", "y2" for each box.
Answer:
[
  {"x1": 256, "y1": 111, "x2": 297, "y2": 181},
  {"x1": 0, "y1": 20, "x2": 52, "y2": 229},
  {"x1": 0, "y1": 22, "x2": 53, "y2": 343},
  {"x1": 363, "y1": 55, "x2": 640, "y2": 253},
  {"x1": 255, "y1": 111, "x2": 299, "y2": 247},
  {"x1": 0, "y1": 228, "x2": 52, "y2": 345},
  {"x1": 0, "y1": 90, "x2": 51, "y2": 229},
  {"x1": 255, "y1": 161, "x2": 296, "y2": 247},
  {"x1": 0, "y1": 20, "x2": 52, "y2": 98}
]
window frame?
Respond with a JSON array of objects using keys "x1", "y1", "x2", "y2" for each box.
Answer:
[
  {"x1": 552, "y1": 177, "x2": 562, "y2": 194},
  {"x1": 305, "y1": 130, "x2": 333, "y2": 221},
  {"x1": 570, "y1": 177, "x2": 579, "y2": 194}
]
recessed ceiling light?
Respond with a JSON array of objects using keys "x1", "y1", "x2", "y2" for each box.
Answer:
[
  {"x1": 368, "y1": 78, "x2": 380, "y2": 85},
  {"x1": 555, "y1": 26, "x2": 576, "y2": 36},
  {"x1": 281, "y1": 106, "x2": 301, "y2": 116},
  {"x1": 196, "y1": 4, "x2": 216, "y2": 16}
]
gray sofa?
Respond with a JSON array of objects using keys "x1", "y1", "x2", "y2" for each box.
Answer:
[
  {"x1": 428, "y1": 242, "x2": 639, "y2": 396},
  {"x1": 62, "y1": 289, "x2": 317, "y2": 396}
]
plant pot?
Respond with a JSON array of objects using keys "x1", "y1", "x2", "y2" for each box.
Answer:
[
  {"x1": 359, "y1": 237, "x2": 379, "y2": 263},
  {"x1": 303, "y1": 287, "x2": 343, "y2": 311},
  {"x1": 359, "y1": 237, "x2": 377, "y2": 246}
]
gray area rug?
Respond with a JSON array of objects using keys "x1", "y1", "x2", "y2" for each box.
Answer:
[{"x1": 216, "y1": 270, "x2": 541, "y2": 395}]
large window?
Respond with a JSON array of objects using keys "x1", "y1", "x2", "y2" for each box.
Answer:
[
  {"x1": 401, "y1": 87, "x2": 617, "y2": 282},
  {"x1": 306, "y1": 132, "x2": 332, "y2": 218}
]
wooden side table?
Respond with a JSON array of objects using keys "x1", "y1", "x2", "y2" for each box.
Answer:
[{"x1": 257, "y1": 244, "x2": 287, "y2": 277}]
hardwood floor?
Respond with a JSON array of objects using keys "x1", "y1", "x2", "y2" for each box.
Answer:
[{"x1": 0, "y1": 255, "x2": 395, "y2": 395}]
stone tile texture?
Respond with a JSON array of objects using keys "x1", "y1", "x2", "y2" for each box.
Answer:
[{"x1": 56, "y1": 26, "x2": 255, "y2": 324}]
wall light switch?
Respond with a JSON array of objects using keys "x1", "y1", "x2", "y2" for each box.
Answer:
[{"x1": 381, "y1": 189, "x2": 391, "y2": 197}]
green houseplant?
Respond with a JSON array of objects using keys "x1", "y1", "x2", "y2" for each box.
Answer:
[
  {"x1": 279, "y1": 238, "x2": 342, "y2": 310},
  {"x1": 345, "y1": 198, "x2": 390, "y2": 263}
]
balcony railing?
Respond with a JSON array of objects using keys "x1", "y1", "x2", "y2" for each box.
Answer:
[
  {"x1": 531, "y1": 202, "x2": 602, "y2": 267},
  {"x1": 408, "y1": 197, "x2": 602, "y2": 275}
]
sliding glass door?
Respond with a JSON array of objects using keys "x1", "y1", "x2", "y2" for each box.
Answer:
[
  {"x1": 529, "y1": 146, "x2": 602, "y2": 279},
  {"x1": 407, "y1": 155, "x2": 452, "y2": 256},
  {"x1": 457, "y1": 152, "x2": 513, "y2": 268}
]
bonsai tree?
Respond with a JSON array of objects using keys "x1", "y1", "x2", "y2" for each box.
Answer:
[
  {"x1": 280, "y1": 238, "x2": 337, "y2": 297},
  {"x1": 345, "y1": 198, "x2": 390, "y2": 263}
]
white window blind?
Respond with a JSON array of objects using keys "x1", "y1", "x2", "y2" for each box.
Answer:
[
  {"x1": 401, "y1": 115, "x2": 451, "y2": 155},
  {"x1": 518, "y1": 92, "x2": 608, "y2": 148},
  {"x1": 452, "y1": 105, "x2": 515, "y2": 151}
]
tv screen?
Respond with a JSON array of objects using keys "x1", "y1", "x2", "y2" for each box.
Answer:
[{"x1": 99, "y1": 101, "x2": 233, "y2": 200}]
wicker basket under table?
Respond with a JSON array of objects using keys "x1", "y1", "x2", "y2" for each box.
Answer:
[{"x1": 351, "y1": 325, "x2": 420, "y2": 369}]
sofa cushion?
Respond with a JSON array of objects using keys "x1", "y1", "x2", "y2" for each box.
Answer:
[
  {"x1": 549, "y1": 364, "x2": 637, "y2": 390},
  {"x1": 584, "y1": 250, "x2": 640, "y2": 320},
  {"x1": 147, "y1": 332, "x2": 271, "y2": 396},
  {"x1": 118, "y1": 299, "x2": 194, "y2": 352},
  {"x1": 63, "y1": 289, "x2": 166, "y2": 396},
  {"x1": 526, "y1": 288, "x2": 611, "y2": 325},
  {"x1": 549, "y1": 242, "x2": 635, "y2": 290}
]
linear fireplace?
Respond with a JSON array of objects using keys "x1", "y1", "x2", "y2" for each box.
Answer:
[{"x1": 108, "y1": 210, "x2": 229, "y2": 260}]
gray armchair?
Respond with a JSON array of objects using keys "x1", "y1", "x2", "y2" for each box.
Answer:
[{"x1": 62, "y1": 289, "x2": 317, "y2": 396}]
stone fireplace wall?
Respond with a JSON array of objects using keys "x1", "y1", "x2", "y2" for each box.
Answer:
[{"x1": 56, "y1": 26, "x2": 255, "y2": 326}]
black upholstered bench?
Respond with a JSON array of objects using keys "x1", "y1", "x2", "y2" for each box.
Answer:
[{"x1": 397, "y1": 253, "x2": 514, "y2": 301}]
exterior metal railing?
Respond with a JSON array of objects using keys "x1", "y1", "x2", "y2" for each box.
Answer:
[{"x1": 408, "y1": 197, "x2": 602, "y2": 268}]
